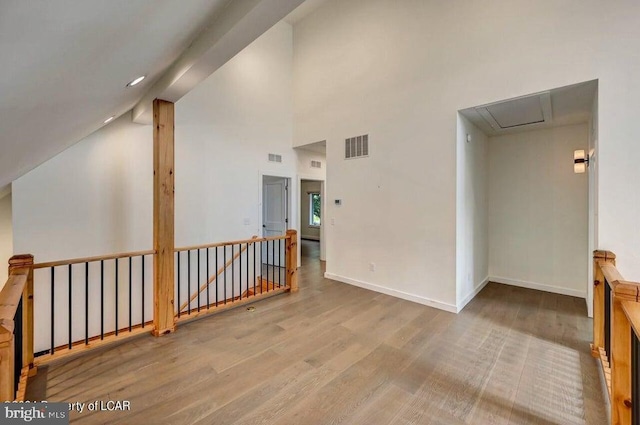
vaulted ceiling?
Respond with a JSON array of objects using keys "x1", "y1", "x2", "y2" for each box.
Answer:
[{"x1": 0, "y1": 0, "x2": 304, "y2": 189}]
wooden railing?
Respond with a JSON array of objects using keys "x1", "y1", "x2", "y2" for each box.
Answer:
[
  {"x1": 0, "y1": 255, "x2": 35, "y2": 401},
  {"x1": 592, "y1": 250, "x2": 640, "y2": 424},
  {"x1": 31, "y1": 249, "x2": 156, "y2": 364},
  {"x1": 174, "y1": 229, "x2": 298, "y2": 323},
  {"x1": 0, "y1": 230, "x2": 298, "y2": 401}
]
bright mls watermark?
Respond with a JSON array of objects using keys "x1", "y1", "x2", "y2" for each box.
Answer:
[
  {"x1": 1, "y1": 400, "x2": 131, "y2": 423},
  {"x1": 68, "y1": 400, "x2": 130, "y2": 413},
  {"x1": 1, "y1": 403, "x2": 68, "y2": 424}
]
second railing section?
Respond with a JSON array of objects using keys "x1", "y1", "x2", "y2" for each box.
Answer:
[{"x1": 174, "y1": 232, "x2": 297, "y2": 322}]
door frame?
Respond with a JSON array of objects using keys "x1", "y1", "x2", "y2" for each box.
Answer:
[
  {"x1": 258, "y1": 170, "x2": 296, "y2": 242},
  {"x1": 297, "y1": 174, "x2": 326, "y2": 262}
]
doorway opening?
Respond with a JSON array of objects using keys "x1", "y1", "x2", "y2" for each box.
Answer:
[
  {"x1": 294, "y1": 140, "x2": 327, "y2": 266},
  {"x1": 456, "y1": 80, "x2": 598, "y2": 315},
  {"x1": 300, "y1": 179, "x2": 323, "y2": 265}
]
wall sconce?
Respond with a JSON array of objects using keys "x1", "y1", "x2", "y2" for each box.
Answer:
[{"x1": 574, "y1": 149, "x2": 589, "y2": 173}]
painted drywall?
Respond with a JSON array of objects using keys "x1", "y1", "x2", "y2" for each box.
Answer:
[
  {"x1": 293, "y1": 0, "x2": 640, "y2": 310},
  {"x1": 489, "y1": 124, "x2": 589, "y2": 298},
  {"x1": 12, "y1": 22, "x2": 297, "y2": 352},
  {"x1": 456, "y1": 115, "x2": 489, "y2": 310},
  {"x1": 13, "y1": 114, "x2": 153, "y2": 260},
  {"x1": 12, "y1": 111, "x2": 154, "y2": 352},
  {"x1": 295, "y1": 148, "x2": 326, "y2": 181},
  {"x1": 174, "y1": 21, "x2": 296, "y2": 246},
  {"x1": 300, "y1": 180, "x2": 322, "y2": 240},
  {"x1": 0, "y1": 192, "x2": 12, "y2": 289},
  {"x1": 586, "y1": 90, "x2": 599, "y2": 316}
]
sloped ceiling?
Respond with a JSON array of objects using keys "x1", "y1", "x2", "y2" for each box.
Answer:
[{"x1": 0, "y1": 0, "x2": 304, "y2": 189}]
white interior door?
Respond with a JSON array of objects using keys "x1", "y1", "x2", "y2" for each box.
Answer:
[{"x1": 262, "y1": 177, "x2": 288, "y2": 270}]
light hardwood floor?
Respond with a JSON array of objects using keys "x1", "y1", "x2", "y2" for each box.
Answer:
[{"x1": 28, "y1": 240, "x2": 607, "y2": 424}]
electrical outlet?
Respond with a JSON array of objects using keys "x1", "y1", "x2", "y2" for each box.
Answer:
[
  {"x1": 369, "y1": 262, "x2": 376, "y2": 272},
  {"x1": 330, "y1": 218, "x2": 335, "y2": 225},
  {"x1": 243, "y1": 218, "x2": 251, "y2": 225}
]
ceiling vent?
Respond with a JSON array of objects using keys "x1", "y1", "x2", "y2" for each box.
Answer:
[
  {"x1": 268, "y1": 153, "x2": 282, "y2": 163},
  {"x1": 475, "y1": 92, "x2": 552, "y2": 130},
  {"x1": 311, "y1": 160, "x2": 322, "y2": 168},
  {"x1": 345, "y1": 134, "x2": 369, "y2": 159}
]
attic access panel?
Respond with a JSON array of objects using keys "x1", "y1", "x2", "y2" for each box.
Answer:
[{"x1": 476, "y1": 92, "x2": 552, "y2": 130}]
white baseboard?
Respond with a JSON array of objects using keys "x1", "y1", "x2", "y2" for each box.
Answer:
[
  {"x1": 456, "y1": 276, "x2": 490, "y2": 313},
  {"x1": 490, "y1": 276, "x2": 587, "y2": 299},
  {"x1": 324, "y1": 272, "x2": 457, "y2": 313}
]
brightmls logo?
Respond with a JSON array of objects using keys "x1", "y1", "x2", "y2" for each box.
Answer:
[
  {"x1": 1, "y1": 403, "x2": 68, "y2": 424},
  {"x1": 4, "y1": 406, "x2": 45, "y2": 421}
]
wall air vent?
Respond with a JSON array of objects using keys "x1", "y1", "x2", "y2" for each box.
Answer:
[
  {"x1": 475, "y1": 92, "x2": 552, "y2": 131},
  {"x1": 268, "y1": 153, "x2": 282, "y2": 163},
  {"x1": 311, "y1": 160, "x2": 322, "y2": 168},
  {"x1": 345, "y1": 134, "x2": 369, "y2": 159}
]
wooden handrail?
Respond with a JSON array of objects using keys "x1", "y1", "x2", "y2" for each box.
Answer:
[
  {"x1": 592, "y1": 250, "x2": 640, "y2": 425},
  {"x1": 622, "y1": 301, "x2": 640, "y2": 341},
  {"x1": 600, "y1": 262, "x2": 627, "y2": 288},
  {"x1": 33, "y1": 249, "x2": 155, "y2": 269},
  {"x1": 178, "y1": 236, "x2": 258, "y2": 312},
  {"x1": 0, "y1": 274, "x2": 27, "y2": 338},
  {"x1": 600, "y1": 262, "x2": 639, "y2": 300},
  {"x1": 175, "y1": 234, "x2": 289, "y2": 253}
]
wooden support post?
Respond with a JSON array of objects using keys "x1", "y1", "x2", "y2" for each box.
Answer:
[
  {"x1": 593, "y1": 250, "x2": 616, "y2": 357},
  {"x1": 153, "y1": 99, "x2": 176, "y2": 336},
  {"x1": 611, "y1": 292, "x2": 632, "y2": 425},
  {"x1": 286, "y1": 230, "x2": 298, "y2": 292},
  {"x1": 0, "y1": 329, "x2": 14, "y2": 401},
  {"x1": 8, "y1": 255, "x2": 35, "y2": 376}
]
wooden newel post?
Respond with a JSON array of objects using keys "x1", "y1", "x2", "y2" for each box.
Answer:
[
  {"x1": 0, "y1": 254, "x2": 35, "y2": 401},
  {"x1": 153, "y1": 99, "x2": 176, "y2": 336},
  {"x1": 612, "y1": 293, "x2": 632, "y2": 424},
  {"x1": 286, "y1": 230, "x2": 298, "y2": 292},
  {"x1": 8, "y1": 255, "x2": 35, "y2": 375},
  {"x1": 592, "y1": 250, "x2": 616, "y2": 358},
  {"x1": 0, "y1": 320, "x2": 15, "y2": 401}
]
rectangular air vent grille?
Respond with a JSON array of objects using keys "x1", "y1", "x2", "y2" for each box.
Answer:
[
  {"x1": 311, "y1": 160, "x2": 322, "y2": 168},
  {"x1": 268, "y1": 153, "x2": 282, "y2": 163},
  {"x1": 345, "y1": 134, "x2": 369, "y2": 159}
]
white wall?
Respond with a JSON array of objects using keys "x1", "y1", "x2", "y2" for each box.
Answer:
[
  {"x1": 12, "y1": 111, "x2": 153, "y2": 352},
  {"x1": 0, "y1": 192, "x2": 12, "y2": 288},
  {"x1": 293, "y1": 0, "x2": 640, "y2": 310},
  {"x1": 295, "y1": 148, "x2": 326, "y2": 181},
  {"x1": 175, "y1": 21, "x2": 296, "y2": 245},
  {"x1": 300, "y1": 180, "x2": 322, "y2": 240},
  {"x1": 13, "y1": 114, "x2": 153, "y2": 260},
  {"x1": 12, "y1": 22, "x2": 297, "y2": 351},
  {"x1": 489, "y1": 125, "x2": 589, "y2": 297},
  {"x1": 456, "y1": 115, "x2": 489, "y2": 310},
  {"x1": 587, "y1": 92, "x2": 599, "y2": 316}
]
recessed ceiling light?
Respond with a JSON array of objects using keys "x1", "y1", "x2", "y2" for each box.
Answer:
[
  {"x1": 126, "y1": 75, "x2": 145, "y2": 87},
  {"x1": 104, "y1": 116, "x2": 115, "y2": 124}
]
